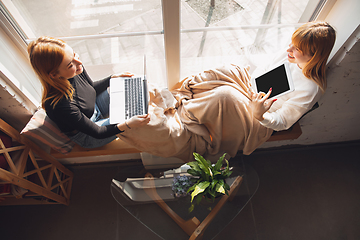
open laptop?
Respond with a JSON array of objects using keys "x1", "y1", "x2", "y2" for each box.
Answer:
[
  {"x1": 109, "y1": 56, "x2": 149, "y2": 124},
  {"x1": 252, "y1": 62, "x2": 295, "y2": 99}
]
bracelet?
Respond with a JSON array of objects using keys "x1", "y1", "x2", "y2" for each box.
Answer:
[{"x1": 125, "y1": 121, "x2": 131, "y2": 129}]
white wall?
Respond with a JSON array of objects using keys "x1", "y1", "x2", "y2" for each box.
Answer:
[
  {"x1": 326, "y1": 0, "x2": 360, "y2": 62},
  {"x1": 0, "y1": 27, "x2": 41, "y2": 109},
  {"x1": 0, "y1": 25, "x2": 40, "y2": 131}
]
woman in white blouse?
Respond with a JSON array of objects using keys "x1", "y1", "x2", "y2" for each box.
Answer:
[
  {"x1": 118, "y1": 21, "x2": 336, "y2": 161},
  {"x1": 250, "y1": 21, "x2": 336, "y2": 131}
]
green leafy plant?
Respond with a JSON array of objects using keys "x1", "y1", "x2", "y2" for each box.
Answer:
[{"x1": 186, "y1": 152, "x2": 232, "y2": 212}]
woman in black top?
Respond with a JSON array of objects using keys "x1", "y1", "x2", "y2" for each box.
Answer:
[{"x1": 28, "y1": 36, "x2": 150, "y2": 148}]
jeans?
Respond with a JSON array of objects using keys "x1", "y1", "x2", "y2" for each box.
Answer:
[{"x1": 69, "y1": 89, "x2": 117, "y2": 148}]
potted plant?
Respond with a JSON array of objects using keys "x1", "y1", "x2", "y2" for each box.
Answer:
[{"x1": 186, "y1": 152, "x2": 233, "y2": 212}]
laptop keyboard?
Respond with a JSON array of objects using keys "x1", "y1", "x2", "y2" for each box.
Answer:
[{"x1": 124, "y1": 77, "x2": 144, "y2": 119}]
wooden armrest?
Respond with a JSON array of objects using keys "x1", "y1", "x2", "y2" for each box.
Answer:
[
  {"x1": 50, "y1": 138, "x2": 141, "y2": 158},
  {"x1": 267, "y1": 122, "x2": 302, "y2": 142}
]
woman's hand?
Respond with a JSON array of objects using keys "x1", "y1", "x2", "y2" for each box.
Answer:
[
  {"x1": 127, "y1": 114, "x2": 150, "y2": 128},
  {"x1": 117, "y1": 114, "x2": 150, "y2": 131},
  {"x1": 249, "y1": 88, "x2": 277, "y2": 121},
  {"x1": 111, "y1": 72, "x2": 134, "y2": 78}
]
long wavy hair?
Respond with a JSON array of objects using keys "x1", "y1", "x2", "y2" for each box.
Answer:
[
  {"x1": 291, "y1": 21, "x2": 336, "y2": 92},
  {"x1": 28, "y1": 36, "x2": 74, "y2": 108}
]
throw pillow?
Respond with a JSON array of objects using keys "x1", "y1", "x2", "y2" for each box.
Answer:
[{"x1": 21, "y1": 108, "x2": 74, "y2": 154}]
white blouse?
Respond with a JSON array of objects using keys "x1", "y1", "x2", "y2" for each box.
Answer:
[{"x1": 251, "y1": 51, "x2": 322, "y2": 131}]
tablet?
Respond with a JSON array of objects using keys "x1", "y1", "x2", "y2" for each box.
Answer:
[{"x1": 253, "y1": 62, "x2": 294, "y2": 99}]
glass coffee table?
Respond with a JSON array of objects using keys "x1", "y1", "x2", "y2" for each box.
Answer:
[{"x1": 111, "y1": 162, "x2": 259, "y2": 240}]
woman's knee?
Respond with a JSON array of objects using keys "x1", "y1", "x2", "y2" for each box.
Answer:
[
  {"x1": 96, "y1": 90, "x2": 110, "y2": 117},
  {"x1": 213, "y1": 86, "x2": 239, "y2": 103}
]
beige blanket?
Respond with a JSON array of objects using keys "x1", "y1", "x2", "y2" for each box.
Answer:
[{"x1": 118, "y1": 64, "x2": 273, "y2": 162}]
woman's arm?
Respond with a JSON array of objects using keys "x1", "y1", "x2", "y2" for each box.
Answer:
[
  {"x1": 52, "y1": 104, "x2": 121, "y2": 138},
  {"x1": 93, "y1": 72, "x2": 135, "y2": 95},
  {"x1": 250, "y1": 88, "x2": 320, "y2": 131},
  {"x1": 52, "y1": 103, "x2": 150, "y2": 138}
]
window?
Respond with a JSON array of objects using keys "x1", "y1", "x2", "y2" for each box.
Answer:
[
  {"x1": 1, "y1": 0, "x2": 327, "y2": 104},
  {"x1": 180, "y1": 0, "x2": 313, "y2": 77}
]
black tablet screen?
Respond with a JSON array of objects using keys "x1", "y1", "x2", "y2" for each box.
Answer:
[{"x1": 255, "y1": 64, "x2": 290, "y2": 98}]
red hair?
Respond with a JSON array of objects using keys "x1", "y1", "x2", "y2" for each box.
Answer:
[
  {"x1": 28, "y1": 36, "x2": 74, "y2": 108},
  {"x1": 291, "y1": 21, "x2": 336, "y2": 92}
]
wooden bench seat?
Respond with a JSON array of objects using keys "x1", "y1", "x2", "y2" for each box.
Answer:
[
  {"x1": 50, "y1": 138, "x2": 141, "y2": 159},
  {"x1": 50, "y1": 122, "x2": 302, "y2": 159},
  {"x1": 267, "y1": 121, "x2": 302, "y2": 142}
]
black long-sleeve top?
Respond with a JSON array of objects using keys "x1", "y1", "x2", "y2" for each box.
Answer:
[{"x1": 44, "y1": 68, "x2": 122, "y2": 138}]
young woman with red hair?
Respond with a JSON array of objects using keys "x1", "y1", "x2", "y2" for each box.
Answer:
[{"x1": 28, "y1": 37, "x2": 149, "y2": 148}]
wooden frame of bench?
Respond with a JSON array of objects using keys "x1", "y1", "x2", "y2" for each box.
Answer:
[
  {"x1": 0, "y1": 118, "x2": 73, "y2": 206},
  {"x1": 50, "y1": 122, "x2": 302, "y2": 159}
]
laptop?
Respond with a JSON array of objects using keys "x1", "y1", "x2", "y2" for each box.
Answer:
[
  {"x1": 109, "y1": 56, "x2": 149, "y2": 124},
  {"x1": 252, "y1": 62, "x2": 294, "y2": 99}
]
